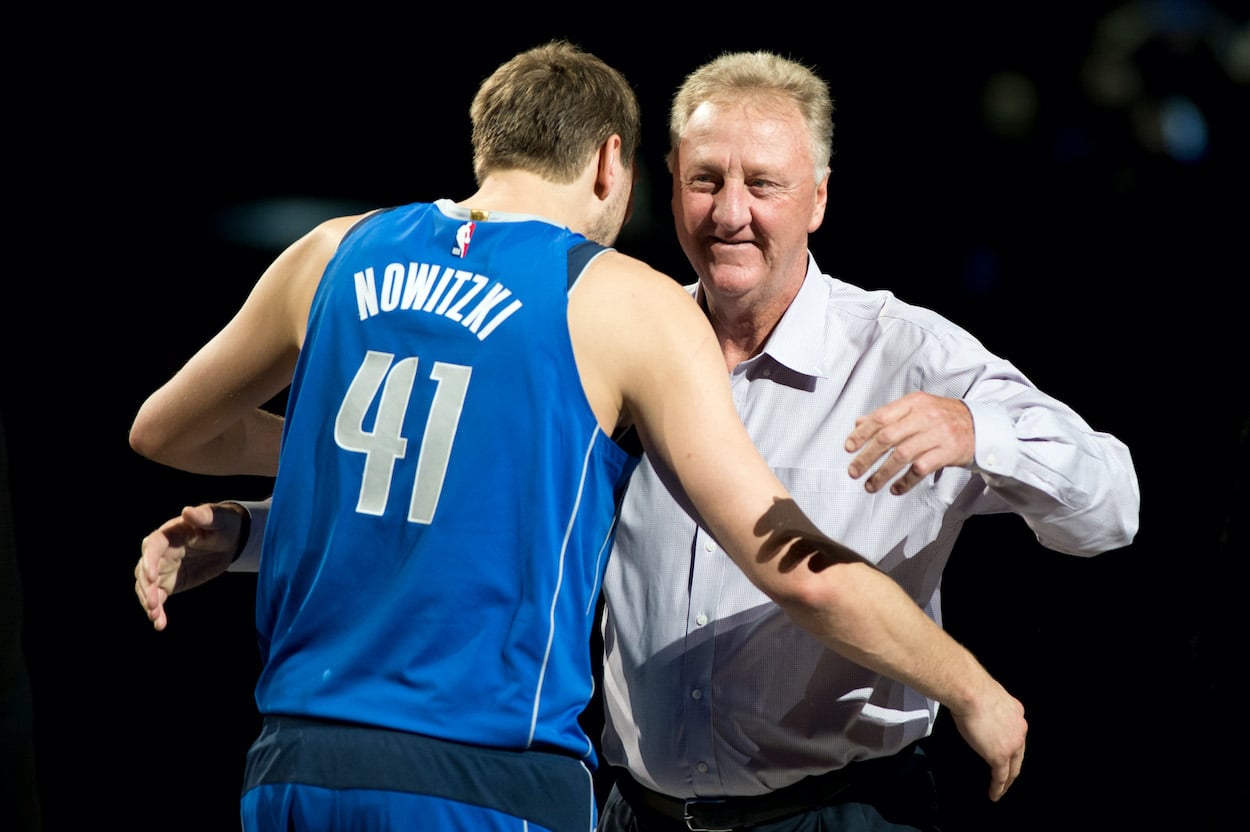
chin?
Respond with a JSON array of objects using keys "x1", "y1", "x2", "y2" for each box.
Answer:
[{"x1": 703, "y1": 262, "x2": 765, "y2": 296}]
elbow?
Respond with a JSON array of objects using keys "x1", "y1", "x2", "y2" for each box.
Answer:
[
  {"x1": 128, "y1": 406, "x2": 174, "y2": 464},
  {"x1": 128, "y1": 420, "x2": 161, "y2": 462},
  {"x1": 1106, "y1": 512, "x2": 1140, "y2": 552},
  {"x1": 1098, "y1": 477, "x2": 1142, "y2": 551},
  {"x1": 1092, "y1": 468, "x2": 1142, "y2": 552},
  {"x1": 770, "y1": 561, "x2": 862, "y2": 623},
  {"x1": 1049, "y1": 509, "x2": 1140, "y2": 557}
]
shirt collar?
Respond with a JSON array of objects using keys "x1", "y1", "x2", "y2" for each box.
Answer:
[{"x1": 690, "y1": 252, "x2": 830, "y2": 381}]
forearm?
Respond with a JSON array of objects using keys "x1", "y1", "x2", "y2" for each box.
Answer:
[
  {"x1": 184, "y1": 410, "x2": 283, "y2": 476},
  {"x1": 777, "y1": 557, "x2": 996, "y2": 715},
  {"x1": 718, "y1": 497, "x2": 999, "y2": 714},
  {"x1": 132, "y1": 407, "x2": 283, "y2": 476}
]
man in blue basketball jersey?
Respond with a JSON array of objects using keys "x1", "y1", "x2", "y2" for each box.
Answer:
[{"x1": 132, "y1": 41, "x2": 1027, "y2": 832}]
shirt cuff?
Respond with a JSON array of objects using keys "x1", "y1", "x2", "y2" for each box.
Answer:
[{"x1": 965, "y1": 400, "x2": 1017, "y2": 477}]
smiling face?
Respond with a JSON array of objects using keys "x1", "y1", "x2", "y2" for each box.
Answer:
[{"x1": 671, "y1": 93, "x2": 828, "y2": 309}]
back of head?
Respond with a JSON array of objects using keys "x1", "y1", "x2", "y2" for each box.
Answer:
[
  {"x1": 668, "y1": 51, "x2": 834, "y2": 182},
  {"x1": 470, "y1": 40, "x2": 642, "y2": 185}
]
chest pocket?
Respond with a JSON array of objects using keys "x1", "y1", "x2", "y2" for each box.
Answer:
[{"x1": 772, "y1": 465, "x2": 955, "y2": 567}]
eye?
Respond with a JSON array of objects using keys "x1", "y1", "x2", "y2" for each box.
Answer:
[{"x1": 685, "y1": 174, "x2": 719, "y2": 192}]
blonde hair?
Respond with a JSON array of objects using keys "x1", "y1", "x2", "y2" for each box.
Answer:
[{"x1": 668, "y1": 51, "x2": 833, "y2": 183}]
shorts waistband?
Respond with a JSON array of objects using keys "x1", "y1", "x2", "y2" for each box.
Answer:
[{"x1": 244, "y1": 715, "x2": 592, "y2": 831}]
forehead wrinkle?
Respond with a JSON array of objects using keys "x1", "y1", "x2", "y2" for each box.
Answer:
[{"x1": 682, "y1": 99, "x2": 811, "y2": 182}]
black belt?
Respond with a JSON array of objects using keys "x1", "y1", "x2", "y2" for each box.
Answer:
[{"x1": 613, "y1": 756, "x2": 894, "y2": 832}]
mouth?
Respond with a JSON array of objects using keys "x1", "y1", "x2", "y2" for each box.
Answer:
[{"x1": 703, "y1": 239, "x2": 761, "y2": 268}]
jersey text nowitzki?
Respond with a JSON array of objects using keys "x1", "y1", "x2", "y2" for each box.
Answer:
[{"x1": 353, "y1": 261, "x2": 523, "y2": 341}]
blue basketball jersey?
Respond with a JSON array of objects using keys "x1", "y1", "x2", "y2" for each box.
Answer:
[{"x1": 254, "y1": 200, "x2": 640, "y2": 766}]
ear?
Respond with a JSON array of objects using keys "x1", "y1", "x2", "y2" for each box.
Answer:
[
  {"x1": 594, "y1": 134, "x2": 623, "y2": 201},
  {"x1": 809, "y1": 166, "x2": 830, "y2": 233}
]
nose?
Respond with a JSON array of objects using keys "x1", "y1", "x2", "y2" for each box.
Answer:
[{"x1": 711, "y1": 179, "x2": 750, "y2": 231}]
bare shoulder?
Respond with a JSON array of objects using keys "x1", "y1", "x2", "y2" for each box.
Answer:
[
  {"x1": 244, "y1": 211, "x2": 380, "y2": 344},
  {"x1": 579, "y1": 249, "x2": 685, "y2": 290},
  {"x1": 568, "y1": 250, "x2": 707, "y2": 434},
  {"x1": 572, "y1": 250, "x2": 700, "y2": 329},
  {"x1": 287, "y1": 211, "x2": 376, "y2": 263},
  {"x1": 569, "y1": 249, "x2": 721, "y2": 426},
  {"x1": 263, "y1": 212, "x2": 378, "y2": 294}
]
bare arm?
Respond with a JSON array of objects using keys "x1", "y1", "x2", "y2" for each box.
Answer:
[
  {"x1": 128, "y1": 214, "x2": 366, "y2": 475},
  {"x1": 572, "y1": 253, "x2": 1026, "y2": 800}
]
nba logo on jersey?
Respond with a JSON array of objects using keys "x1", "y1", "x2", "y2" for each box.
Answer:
[{"x1": 452, "y1": 221, "x2": 476, "y2": 257}]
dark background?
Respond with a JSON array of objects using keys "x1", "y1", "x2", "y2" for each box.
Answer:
[{"x1": 4, "y1": 4, "x2": 1247, "y2": 830}]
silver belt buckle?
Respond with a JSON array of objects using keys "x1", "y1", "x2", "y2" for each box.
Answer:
[{"x1": 683, "y1": 799, "x2": 732, "y2": 832}]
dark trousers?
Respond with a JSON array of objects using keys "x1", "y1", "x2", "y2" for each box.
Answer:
[{"x1": 596, "y1": 744, "x2": 941, "y2": 832}]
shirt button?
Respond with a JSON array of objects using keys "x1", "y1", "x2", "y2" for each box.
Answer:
[
  {"x1": 691, "y1": 688, "x2": 703, "y2": 700},
  {"x1": 696, "y1": 762, "x2": 709, "y2": 774},
  {"x1": 704, "y1": 541, "x2": 714, "y2": 552},
  {"x1": 695, "y1": 612, "x2": 708, "y2": 626},
  {"x1": 986, "y1": 453, "x2": 997, "y2": 467}
]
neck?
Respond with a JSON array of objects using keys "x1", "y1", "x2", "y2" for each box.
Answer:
[
  {"x1": 700, "y1": 274, "x2": 802, "y2": 371},
  {"x1": 458, "y1": 170, "x2": 591, "y2": 234},
  {"x1": 699, "y1": 292, "x2": 769, "y2": 370}
]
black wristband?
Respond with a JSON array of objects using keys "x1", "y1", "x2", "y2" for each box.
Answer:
[{"x1": 230, "y1": 504, "x2": 252, "y2": 564}]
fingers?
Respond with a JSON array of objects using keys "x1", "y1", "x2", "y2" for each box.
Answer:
[
  {"x1": 181, "y1": 501, "x2": 218, "y2": 530},
  {"x1": 134, "y1": 564, "x2": 169, "y2": 631},
  {"x1": 864, "y1": 446, "x2": 945, "y2": 496},
  {"x1": 135, "y1": 508, "x2": 198, "y2": 631},
  {"x1": 134, "y1": 502, "x2": 238, "y2": 632},
  {"x1": 988, "y1": 745, "x2": 1025, "y2": 802},
  {"x1": 845, "y1": 417, "x2": 928, "y2": 494},
  {"x1": 146, "y1": 592, "x2": 169, "y2": 632},
  {"x1": 949, "y1": 681, "x2": 1027, "y2": 805},
  {"x1": 845, "y1": 393, "x2": 974, "y2": 494},
  {"x1": 843, "y1": 412, "x2": 894, "y2": 472},
  {"x1": 988, "y1": 761, "x2": 1008, "y2": 802},
  {"x1": 139, "y1": 531, "x2": 163, "y2": 583},
  {"x1": 135, "y1": 537, "x2": 169, "y2": 630}
]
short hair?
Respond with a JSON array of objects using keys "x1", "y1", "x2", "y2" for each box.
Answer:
[
  {"x1": 470, "y1": 40, "x2": 641, "y2": 185},
  {"x1": 667, "y1": 51, "x2": 833, "y2": 183}
]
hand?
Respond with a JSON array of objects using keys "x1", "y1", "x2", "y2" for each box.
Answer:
[
  {"x1": 948, "y1": 681, "x2": 1028, "y2": 802},
  {"x1": 134, "y1": 502, "x2": 246, "y2": 631},
  {"x1": 844, "y1": 392, "x2": 974, "y2": 495}
]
